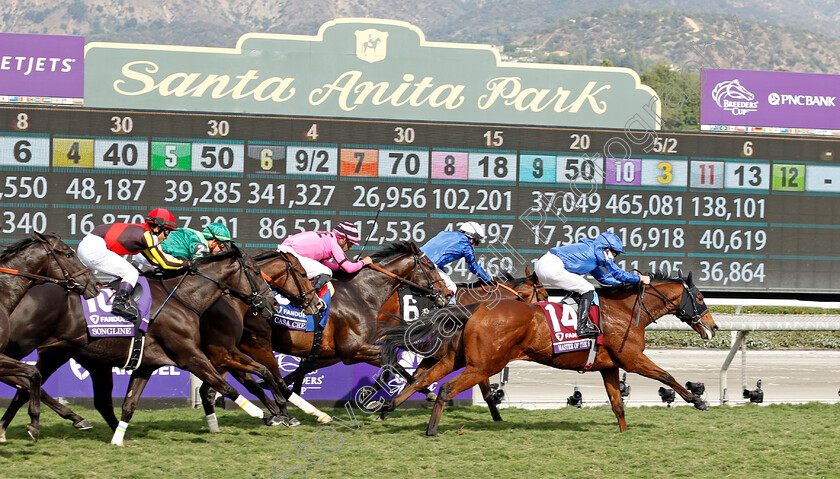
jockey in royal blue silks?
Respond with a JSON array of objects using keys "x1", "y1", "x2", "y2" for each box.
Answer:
[
  {"x1": 534, "y1": 231, "x2": 651, "y2": 338},
  {"x1": 420, "y1": 222, "x2": 494, "y2": 298}
]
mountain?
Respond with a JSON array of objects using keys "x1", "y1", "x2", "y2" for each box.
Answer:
[
  {"x1": 2, "y1": 0, "x2": 838, "y2": 73},
  {"x1": 520, "y1": 8, "x2": 840, "y2": 74}
]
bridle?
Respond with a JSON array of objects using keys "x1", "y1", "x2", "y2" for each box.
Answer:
[
  {"x1": 634, "y1": 280, "x2": 709, "y2": 328},
  {"x1": 0, "y1": 236, "x2": 93, "y2": 293},
  {"x1": 156, "y1": 254, "x2": 276, "y2": 319},
  {"x1": 262, "y1": 252, "x2": 319, "y2": 312},
  {"x1": 368, "y1": 252, "x2": 448, "y2": 305}
]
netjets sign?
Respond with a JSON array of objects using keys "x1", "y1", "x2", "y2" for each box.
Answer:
[{"x1": 84, "y1": 18, "x2": 659, "y2": 129}]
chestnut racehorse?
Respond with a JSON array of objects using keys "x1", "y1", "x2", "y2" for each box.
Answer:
[
  {"x1": 377, "y1": 272, "x2": 717, "y2": 436},
  {"x1": 374, "y1": 269, "x2": 548, "y2": 420}
]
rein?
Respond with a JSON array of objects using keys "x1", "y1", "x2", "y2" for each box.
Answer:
[
  {"x1": 263, "y1": 254, "x2": 318, "y2": 310},
  {"x1": 367, "y1": 257, "x2": 443, "y2": 298},
  {"x1": 154, "y1": 256, "x2": 274, "y2": 319},
  {"x1": 633, "y1": 280, "x2": 707, "y2": 327},
  {"x1": 0, "y1": 239, "x2": 91, "y2": 290}
]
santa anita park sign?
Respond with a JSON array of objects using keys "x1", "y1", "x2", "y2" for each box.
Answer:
[{"x1": 84, "y1": 18, "x2": 660, "y2": 129}]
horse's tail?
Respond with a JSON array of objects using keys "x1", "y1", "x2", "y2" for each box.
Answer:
[{"x1": 376, "y1": 303, "x2": 480, "y2": 366}]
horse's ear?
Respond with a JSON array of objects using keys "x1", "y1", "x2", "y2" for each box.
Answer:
[
  {"x1": 686, "y1": 271, "x2": 694, "y2": 286},
  {"x1": 409, "y1": 242, "x2": 420, "y2": 254},
  {"x1": 525, "y1": 266, "x2": 532, "y2": 276},
  {"x1": 31, "y1": 231, "x2": 47, "y2": 243},
  {"x1": 677, "y1": 268, "x2": 685, "y2": 281}
]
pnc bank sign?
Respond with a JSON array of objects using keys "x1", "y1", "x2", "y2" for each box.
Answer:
[{"x1": 84, "y1": 18, "x2": 660, "y2": 129}]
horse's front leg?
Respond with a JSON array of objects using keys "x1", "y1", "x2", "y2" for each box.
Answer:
[
  {"x1": 110, "y1": 370, "x2": 152, "y2": 446},
  {"x1": 600, "y1": 367, "x2": 627, "y2": 432},
  {"x1": 621, "y1": 354, "x2": 707, "y2": 410}
]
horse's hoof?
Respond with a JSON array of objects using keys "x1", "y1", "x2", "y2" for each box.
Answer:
[
  {"x1": 694, "y1": 399, "x2": 709, "y2": 411},
  {"x1": 265, "y1": 415, "x2": 284, "y2": 427},
  {"x1": 365, "y1": 399, "x2": 384, "y2": 410},
  {"x1": 425, "y1": 393, "x2": 437, "y2": 402},
  {"x1": 316, "y1": 414, "x2": 332, "y2": 424},
  {"x1": 26, "y1": 425, "x2": 39, "y2": 442},
  {"x1": 286, "y1": 417, "x2": 302, "y2": 427},
  {"x1": 74, "y1": 419, "x2": 94, "y2": 430}
]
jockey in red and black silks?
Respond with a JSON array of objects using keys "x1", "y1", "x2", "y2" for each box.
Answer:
[{"x1": 77, "y1": 208, "x2": 186, "y2": 329}]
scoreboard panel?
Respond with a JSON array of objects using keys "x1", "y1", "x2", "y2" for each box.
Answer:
[{"x1": 0, "y1": 106, "x2": 838, "y2": 293}]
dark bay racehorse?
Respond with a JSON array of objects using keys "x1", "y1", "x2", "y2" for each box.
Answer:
[
  {"x1": 196, "y1": 250, "x2": 333, "y2": 430},
  {"x1": 0, "y1": 250, "x2": 327, "y2": 438},
  {"x1": 235, "y1": 241, "x2": 450, "y2": 399},
  {"x1": 378, "y1": 272, "x2": 718, "y2": 436},
  {"x1": 0, "y1": 233, "x2": 100, "y2": 441},
  {"x1": 375, "y1": 269, "x2": 548, "y2": 421},
  {"x1": 0, "y1": 246, "x2": 279, "y2": 445}
]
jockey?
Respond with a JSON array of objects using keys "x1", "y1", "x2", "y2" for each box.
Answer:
[
  {"x1": 534, "y1": 231, "x2": 651, "y2": 338},
  {"x1": 77, "y1": 208, "x2": 187, "y2": 327},
  {"x1": 277, "y1": 221, "x2": 372, "y2": 291},
  {"x1": 421, "y1": 222, "x2": 493, "y2": 297},
  {"x1": 161, "y1": 222, "x2": 232, "y2": 260}
]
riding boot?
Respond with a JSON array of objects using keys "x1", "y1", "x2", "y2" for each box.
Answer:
[
  {"x1": 112, "y1": 282, "x2": 142, "y2": 334},
  {"x1": 576, "y1": 291, "x2": 599, "y2": 338},
  {"x1": 311, "y1": 274, "x2": 331, "y2": 294}
]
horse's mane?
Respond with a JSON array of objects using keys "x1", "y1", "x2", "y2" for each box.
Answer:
[
  {"x1": 369, "y1": 241, "x2": 414, "y2": 262},
  {"x1": 597, "y1": 270, "x2": 679, "y2": 293},
  {"x1": 0, "y1": 237, "x2": 44, "y2": 261},
  {"x1": 253, "y1": 250, "x2": 284, "y2": 261},
  {"x1": 192, "y1": 246, "x2": 242, "y2": 266}
]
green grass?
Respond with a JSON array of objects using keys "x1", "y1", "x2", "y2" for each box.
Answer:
[
  {"x1": 1, "y1": 403, "x2": 839, "y2": 478},
  {"x1": 645, "y1": 305, "x2": 840, "y2": 349}
]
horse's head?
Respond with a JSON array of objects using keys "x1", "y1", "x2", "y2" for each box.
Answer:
[
  {"x1": 675, "y1": 272, "x2": 717, "y2": 340},
  {"x1": 255, "y1": 250, "x2": 321, "y2": 316},
  {"x1": 370, "y1": 241, "x2": 451, "y2": 307},
  {"x1": 0, "y1": 232, "x2": 100, "y2": 298},
  {"x1": 192, "y1": 245, "x2": 278, "y2": 319}
]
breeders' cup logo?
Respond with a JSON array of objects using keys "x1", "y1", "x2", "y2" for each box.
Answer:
[
  {"x1": 275, "y1": 353, "x2": 301, "y2": 373},
  {"x1": 354, "y1": 29, "x2": 389, "y2": 63},
  {"x1": 712, "y1": 79, "x2": 758, "y2": 116}
]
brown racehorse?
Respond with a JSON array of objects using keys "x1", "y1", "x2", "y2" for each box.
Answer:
[
  {"x1": 234, "y1": 241, "x2": 450, "y2": 401},
  {"x1": 377, "y1": 272, "x2": 717, "y2": 436},
  {"x1": 0, "y1": 250, "x2": 327, "y2": 438},
  {"x1": 0, "y1": 233, "x2": 100, "y2": 441},
  {"x1": 373, "y1": 269, "x2": 548, "y2": 419},
  {"x1": 0, "y1": 246, "x2": 279, "y2": 445}
]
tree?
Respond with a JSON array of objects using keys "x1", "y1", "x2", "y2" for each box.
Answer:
[{"x1": 640, "y1": 62, "x2": 700, "y2": 131}]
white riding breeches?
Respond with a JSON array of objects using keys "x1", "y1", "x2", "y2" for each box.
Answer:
[
  {"x1": 77, "y1": 234, "x2": 139, "y2": 286},
  {"x1": 534, "y1": 252, "x2": 594, "y2": 295},
  {"x1": 278, "y1": 245, "x2": 331, "y2": 280},
  {"x1": 437, "y1": 267, "x2": 457, "y2": 295}
]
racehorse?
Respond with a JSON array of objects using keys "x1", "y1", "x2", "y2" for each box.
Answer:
[
  {"x1": 374, "y1": 269, "x2": 548, "y2": 421},
  {"x1": 234, "y1": 241, "x2": 450, "y2": 399},
  {"x1": 0, "y1": 246, "x2": 280, "y2": 445},
  {"x1": 0, "y1": 233, "x2": 100, "y2": 440},
  {"x1": 0, "y1": 250, "x2": 327, "y2": 438},
  {"x1": 195, "y1": 250, "x2": 333, "y2": 430},
  {"x1": 377, "y1": 272, "x2": 717, "y2": 435}
]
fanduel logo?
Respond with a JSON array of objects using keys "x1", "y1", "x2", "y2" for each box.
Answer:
[
  {"x1": 712, "y1": 79, "x2": 758, "y2": 116},
  {"x1": 768, "y1": 92, "x2": 835, "y2": 107}
]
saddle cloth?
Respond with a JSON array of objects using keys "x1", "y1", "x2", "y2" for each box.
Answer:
[
  {"x1": 398, "y1": 285, "x2": 436, "y2": 322},
  {"x1": 81, "y1": 277, "x2": 153, "y2": 337},
  {"x1": 537, "y1": 299, "x2": 603, "y2": 355},
  {"x1": 270, "y1": 283, "x2": 331, "y2": 332}
]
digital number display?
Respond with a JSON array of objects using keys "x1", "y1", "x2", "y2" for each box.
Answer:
[{"x1": 1, "y1": 106, "x2": 838, "y2": 293}]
